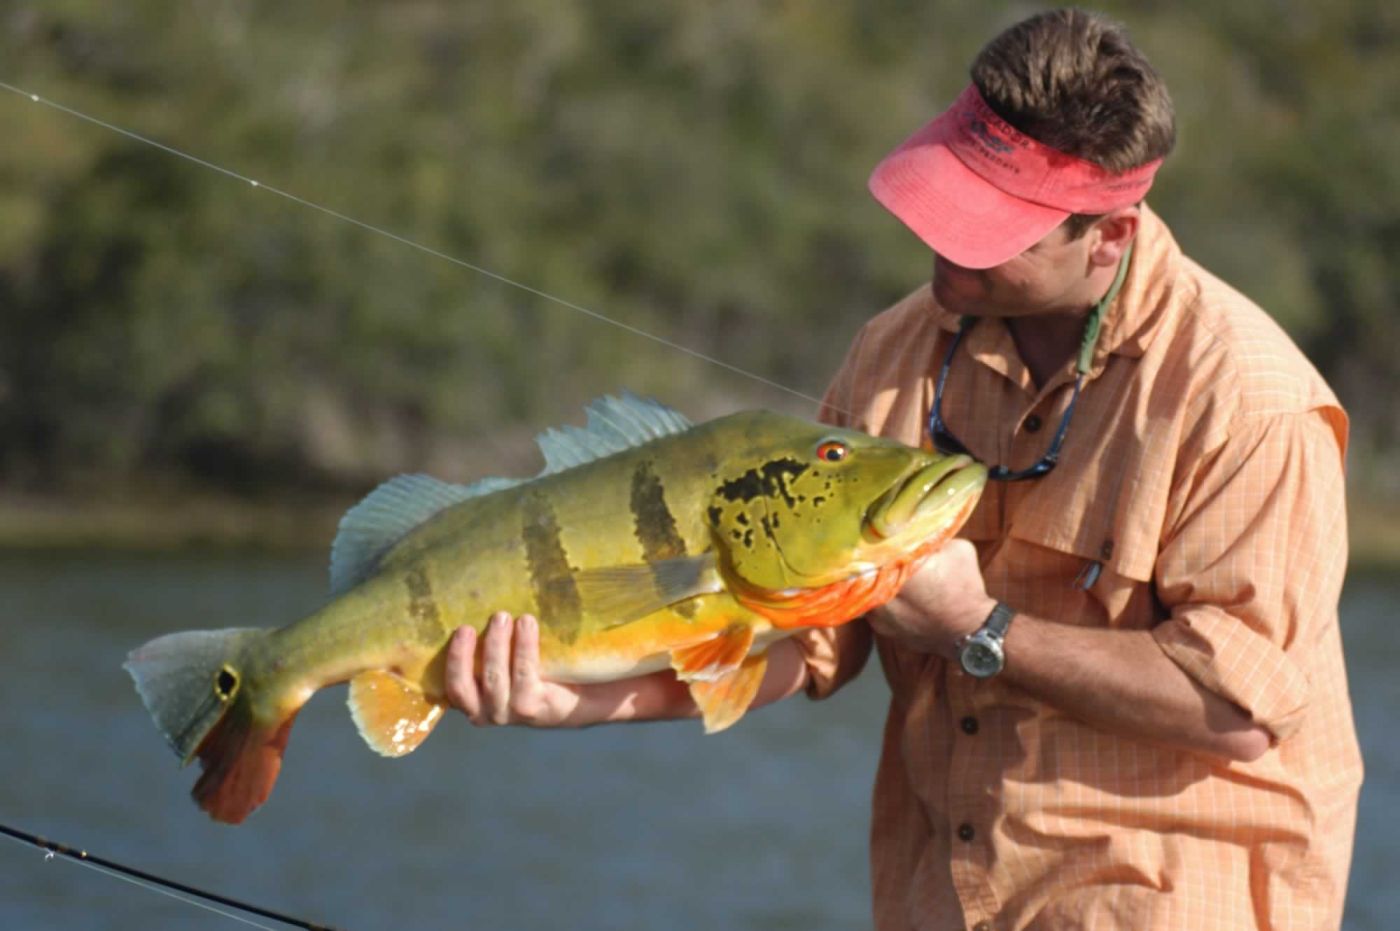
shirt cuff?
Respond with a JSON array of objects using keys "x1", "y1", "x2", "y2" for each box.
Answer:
[
  {"x1": 1152, "y1": 605, "x2": 1311, "y2": 742},
  {"x1": 792, "y1": 621, "x2": 873, "y2": 701}
]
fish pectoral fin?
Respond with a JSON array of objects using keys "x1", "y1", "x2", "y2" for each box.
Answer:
[
  {"x1": 686, "y1": 652, "x2": 769, "y2": 735},
  {"x1": 575, "y1": 555, "x2": 724, "y2": 629},
  {"x1": 347, "y1": 669, "x2": 446, "y2": 758},
  {"x1": 669, "y1": 623, "x2": 756, "y2": 683}
]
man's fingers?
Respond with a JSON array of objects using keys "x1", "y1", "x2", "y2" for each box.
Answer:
[
  {"x1": 510, "y1": 614, "x2": 543, "y2": 720},
  {"x1": 481, "y1": 611, "x2": 514, "y2": 725},
  {"x1": 445, "y1": 613, "x2": 558, "y2": 728},
  {"x1": 444, "y1": 626, "x2": 481, "y2": 721}
]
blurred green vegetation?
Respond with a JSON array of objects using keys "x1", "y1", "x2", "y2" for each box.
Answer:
[{"x1": 1, "y1": 2, "x2": 1397, "y2": 524}]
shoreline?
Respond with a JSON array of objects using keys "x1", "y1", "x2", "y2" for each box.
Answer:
[{"x1": 0, "y1": 492, "x2": 350, "y2": 555}]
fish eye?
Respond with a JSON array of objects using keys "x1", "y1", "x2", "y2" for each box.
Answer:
[
  {"x1": 214, "y1": 667, "x2": 238, "y2": 702},
  {"x1": 815, "y1": 440, "x2": 848, "y2": 463}
]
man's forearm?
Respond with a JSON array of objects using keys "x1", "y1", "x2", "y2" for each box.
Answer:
[
  {"x1": 999, "y1": 612, "x2": 1271, "y2": 762},
  {"x1": 559, "y1": 636, "x2": 811, "y2": 727}
]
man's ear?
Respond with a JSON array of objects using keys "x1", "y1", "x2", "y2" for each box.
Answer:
[{"x1": 1088, "y1": 207, "x2": 1140, "y2": 267}]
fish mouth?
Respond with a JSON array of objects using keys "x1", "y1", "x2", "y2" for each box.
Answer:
[{"x1": 866, "y1": 454, "x2": 987, "y2": 540}]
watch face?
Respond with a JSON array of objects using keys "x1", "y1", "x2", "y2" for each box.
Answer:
[{"x1": 960, "y1": 635, "x2": 1004, "y2": 678}]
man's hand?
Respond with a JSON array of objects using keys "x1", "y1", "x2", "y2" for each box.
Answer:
[
  {"x1": 444, "y1": 612, "x2": 588, "y2": 726},
  {"x1": 442, "y1": 611, "x2": 814, "y2": 729},
  {"x1": 868, "y1": 539, "x2": 997, "y2": 659}
]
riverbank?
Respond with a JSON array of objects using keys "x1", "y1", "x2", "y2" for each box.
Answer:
[
  {"x1": 0, "y1": 491, "x2": 349, "y2": 554},
  {"x1": 4, "y1": 490, "x2": 1399, "y2": 570}
]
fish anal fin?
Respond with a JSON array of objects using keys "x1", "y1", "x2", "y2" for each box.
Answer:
[
  {"x1": 688, "y1": 652, "x2": 769, "y2": 734},
  {"x1": 669, "y1": 623, "x2": 756, "y2": 683},
  {"x1": 192, "y1": 704, "x2": 299, "y2": 825},
  {"x1": 348, "y1": 669, "x2": 447, "y2": 758}
]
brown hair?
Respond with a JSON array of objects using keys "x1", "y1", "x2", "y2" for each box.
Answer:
[{"x1": 971, "y1": 8, "x2": 1175, "y2": 237}]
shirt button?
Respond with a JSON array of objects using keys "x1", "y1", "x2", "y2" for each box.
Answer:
[
  {"x1": 972, "y1": 922, "x2": 993, "y2": 931},
  {"x1": 1100, "y1": 539, "x2": 1115, "y2": 559},
  {"x1": 960, "y1": 716, "x2": 979, "y2": 735},
  {"x1": 957, "y1": 822, "x2": 976, "y2": 842},
  {"x1": 1023, "y1": 414, "x2": 1043, "y2": 433}
]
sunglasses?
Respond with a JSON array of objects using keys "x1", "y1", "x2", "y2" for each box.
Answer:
[
  {"x1": 927, "y1": 323, "x2": 1085, "y2": 481},
  {"x1": 926, "y1": 244, "x2": 1134, "y2": 481}
]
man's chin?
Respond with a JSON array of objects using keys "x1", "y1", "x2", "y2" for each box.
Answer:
[{"x1": 931, "y1": 275, "x2": 978, "y2": 314}]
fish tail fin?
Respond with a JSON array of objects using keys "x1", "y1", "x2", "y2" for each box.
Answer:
[
  {"x1": 191, "y1": 696, "x2": 301, "y2": 824},
  {"x1": 124, "y1": 627, "x2": 301, "y2": 824}
]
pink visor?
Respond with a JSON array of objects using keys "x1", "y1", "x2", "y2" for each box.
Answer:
[{"x1": 869, "y1": 85, "x2": 1161, "y2": 268}]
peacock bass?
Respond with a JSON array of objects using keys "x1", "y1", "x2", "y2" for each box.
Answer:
[{"x1": 125, "y1": 394, "x2": 986, "y2": 824}]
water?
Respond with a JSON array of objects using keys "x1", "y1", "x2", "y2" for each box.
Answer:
[{"x1": 0, "y1": 552, "x2": 1394, "y2": 930}]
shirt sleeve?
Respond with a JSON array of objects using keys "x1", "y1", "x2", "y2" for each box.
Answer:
[
  {"x1": 1151, "y1": 409, "x2": 1348, "y2": 742},
  {"x1": 793, "y1": 325, "x2": 877, "y2": 700}
]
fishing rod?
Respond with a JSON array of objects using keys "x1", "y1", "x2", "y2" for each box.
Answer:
[{"x1": 0, "y1": 821, "x2": 342, "y2": 930}]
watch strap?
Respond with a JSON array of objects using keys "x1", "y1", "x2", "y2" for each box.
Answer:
[{"x1": 983, "y1": 602, "x2": 1016, "y2": 640}]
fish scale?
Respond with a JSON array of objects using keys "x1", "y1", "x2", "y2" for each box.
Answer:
[{"x1": 125, "y1": 393, "x2": 986, "y2": 823}]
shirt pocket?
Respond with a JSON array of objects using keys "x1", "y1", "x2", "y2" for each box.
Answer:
[{"x1": 979, "y1": 459, "x2": 1170, "y2": 631}]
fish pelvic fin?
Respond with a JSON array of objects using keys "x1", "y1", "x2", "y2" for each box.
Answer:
[
  {"x1": 124, "y1": 627, "x2": 301, "y2": 824},
  {"x1": 669, "y1": 624, "x2": 768, "y2": 733},
  {"x1": 348, "y1": 669, "x2": 446, "y2": 758},
  {"x1": 669, "y1": 623, "x2": 755, "y2": 683},
  {"x1": 687, "y1": 652, "x2": 769, "y2": 735}
]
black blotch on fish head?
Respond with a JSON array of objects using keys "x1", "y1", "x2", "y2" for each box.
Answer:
[{"x1": 716, "y1": 458, "x2": 809, "y2": 507}]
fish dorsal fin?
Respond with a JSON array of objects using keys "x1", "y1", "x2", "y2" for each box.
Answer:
[
  {"x1": 329, "y1": 473, "x2": 518, "y2": 595},
  {"x1": 536, "y1": 392, "x2": 692, "y2": 475},
  {"x1": 330, "y1": 394, "x2": 689, "y2": 594}
]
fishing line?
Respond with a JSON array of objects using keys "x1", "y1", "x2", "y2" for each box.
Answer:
[
  {"x1": 0, "y1": 80, "x2": 835, "y2": 413},
  {"x1": 0, "y1": 76, "x2": 858, "y2": 928},
  {"x1": 0, "y1": 822, "x2": 341, "y2": 930}
]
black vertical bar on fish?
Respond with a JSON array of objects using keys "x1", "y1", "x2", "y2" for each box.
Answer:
[
  {"x1": 403, "y1": 566, "x2": 443, "y2": 643},
  {"x1": 629, "y1": 460, "x2": 696, "y2": 618},
  {"x1": 629, "y1": 460, "x2": 687, "y2": 560},
  {"x1": 521, "y1": 490, "x2": 584, "y2": 642},
  {"x1": 0, "y1": 821, "x2": 342, "y2": 930}
]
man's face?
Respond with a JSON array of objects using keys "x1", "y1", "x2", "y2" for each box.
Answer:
[{"x1": 931, "y1": 223, "x2": 1098, "y2": 319}]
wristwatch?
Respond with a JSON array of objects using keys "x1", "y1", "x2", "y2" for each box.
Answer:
[{"x1": 957, "y1": 602, "x2": 1016, "y2": 678}]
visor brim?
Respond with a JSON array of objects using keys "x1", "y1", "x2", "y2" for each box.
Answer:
[{"x1": 869, "y1": 117, "x2": 1070, "y2": 269}]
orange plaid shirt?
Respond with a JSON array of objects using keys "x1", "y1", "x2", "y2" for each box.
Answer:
[{"x1": 798, "y1": 206, "x2": 1362, "y2": 930}]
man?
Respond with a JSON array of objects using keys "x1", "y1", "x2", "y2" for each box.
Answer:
[{"x1": 443, "y1": 9, "x2": 1362, "y2": 929}]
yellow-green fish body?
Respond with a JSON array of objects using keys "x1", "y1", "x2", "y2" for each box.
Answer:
[{"x1": 126, "y1": 395, "x2": 985, "y2": 823}]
